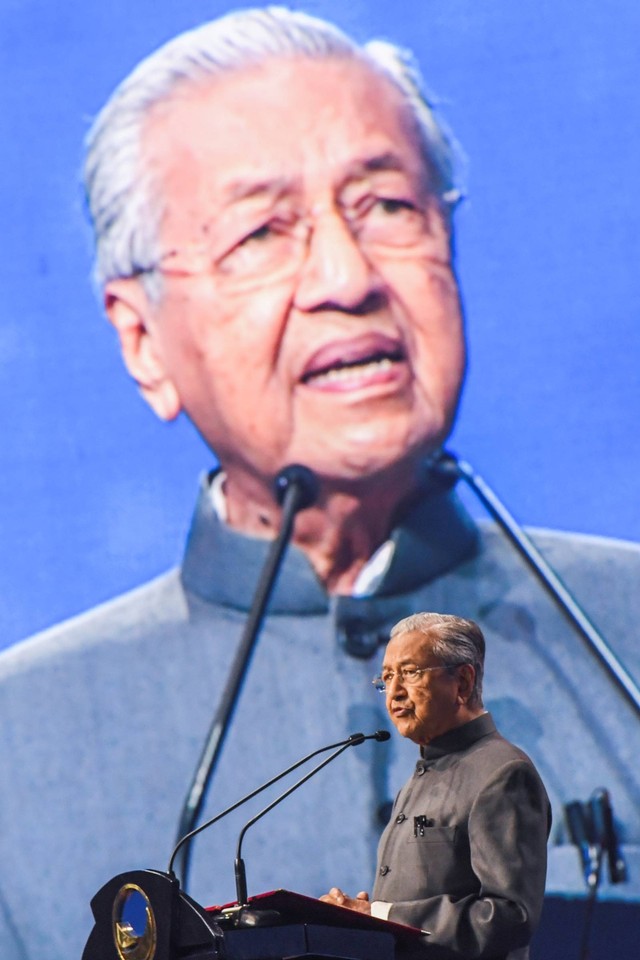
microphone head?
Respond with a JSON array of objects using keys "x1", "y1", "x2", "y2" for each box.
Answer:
[
  {"x1": 374, "y1": 730, "x2": 391, "y2": 742},
  {"x1": 428, "y1": 449, "x2": 460, "y2": 492},
  {"x1": 273, "y1": 464, "x2": 319, "y2": 510},
  {"x1": 564, "y1": 801, "x2": 590, "y2": 845},
  {"x1": 350, "y1": 730, "x2": 391, "y2": 745}
]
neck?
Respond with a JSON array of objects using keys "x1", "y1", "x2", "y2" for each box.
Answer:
[
  {"x1": 220, "y1": 462, "x2": 426, "y2": 594},
  {"x1": 455, "y1": 705, "x2": 485, "y2": 727}
]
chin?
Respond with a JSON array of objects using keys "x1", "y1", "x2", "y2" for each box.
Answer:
[
  {"x1": 301, "y1": 457, "x2": 418, "y2": 496},
  {"x1": 304, "y1": 432, "x2": 438, "y2": 482},
  {"x1": 393, "y1": 720, "x2": 416, "y2": 740}
]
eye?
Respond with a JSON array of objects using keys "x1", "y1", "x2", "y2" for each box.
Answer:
[
  {"x1": 238, "y1": 221, "x2": 280, "y2": 246},
  {"x1": 352, "y1": 193, "x2": 429, "y2": 248},
  {"x1": 380, "y1": 671, "x2": 394, "y2": 685},
  {"x1": 217, "y1": 217, "x2": 297, "y2": 276},
  {"x1": 402, "y1": 666, "x2": 421, "y2": 681},
  {"x1": 350, "y1": 193, "x2": 417, "y2": 220},
  {"x1": 376, "y1": 197, "x2": 418, "y2": 215}
]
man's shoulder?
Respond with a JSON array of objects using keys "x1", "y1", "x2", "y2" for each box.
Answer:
[
  {"x1": 464, "y1": 520, "x2": 640, "y2": 634},
  {"x1": 416, "y1": 517, "x2": 640, "y2": 645},
  {"x1": 467, "y1": 726, "x2": 546, "y2": 790},
  {"x1": 0, "y1": 569, "x2": 188, "y2": 681},
  {"x1": 478, "y1": 520, "x2": 640, "y2": 571},
  {"x1": 484, "y1": 726, "x2": 539, "y2": 768}
]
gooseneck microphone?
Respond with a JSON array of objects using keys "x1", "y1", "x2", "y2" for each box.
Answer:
[
  {"x1": 431, "y1": 450, "x2": 640, "y2": 719},
  {"x1": 590, "y1": 788, "x2": 626, "y2": 885},
  {"x1": 273, "y1": 464, "x2": 319, "y2": 513},
  {"x1": 173, "y1": 464, "x2": 319, "y2": 890},
  {"x1": 168, "y1": 730, "x2": 386, "y2": 879},
  {"x1": 564, "y1": 800, "x2": 600, "y2": 890},
  {"x1": 234, "y1": 730, "x2": 390, "y2": 907},
  {"x1": 564, "y1": 789, "x2": 626, "y2": 960}
]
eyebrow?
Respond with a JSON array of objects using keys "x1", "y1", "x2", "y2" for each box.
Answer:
[
  {"x1": 219, "y1": 152, "x2": 415, "y2": 206},
  {"x1": 381, "y1": 659, "x2": 423, "y2": 670},
  {"x1": 357, "y1": 152, "x2": 409, "y2": 175},
  {"x1": 221, "y1": 176, "x2": 293, "y2": 205},
  {"x1": 336, "y1": 152, "x2": 417, "y2": 193}
]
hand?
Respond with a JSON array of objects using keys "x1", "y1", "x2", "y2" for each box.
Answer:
[{"x1": 319, "y1": 887, "x2": 371, "y2": 915}]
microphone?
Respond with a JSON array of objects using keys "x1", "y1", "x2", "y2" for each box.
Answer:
[
  {"x1": 234, "y1": 730, "x2": 390, "y2": 909},
  {"x1": 173, "y1": 464, "x2": 319, "y2": 890},
  {"x1": 168, "y1": 730, "x2": 386, "y2": 878},
  {"x1": 273, "y1": 464, "x2": 319, "y2": 512},
  {"x1": 590, "y1": 788, "x2": 627, "y2": 885},
  {"x1": 564, "y1": 801, "x2": 600, "y2": 890},
  {"x1": 431, "y1": 450, "x2": 640, "y2": 719},
  {"x1": 350, "y1": 730, "x2": 391, "y2": 745}
]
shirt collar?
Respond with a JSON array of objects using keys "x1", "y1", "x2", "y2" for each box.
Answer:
[
  {"x1": 181, "y1": 465, "x2": 480, "y2": 616},
  {"x1": 207, "y1": 471, "x2": 396, "y2": 596},
  {"x1": 420, "y1": 712, "x2": 497, "y2": 761}
]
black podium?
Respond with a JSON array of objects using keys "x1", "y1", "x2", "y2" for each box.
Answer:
[{"x1": 82, "y1": 870, "x2": 424, "y2": 960}]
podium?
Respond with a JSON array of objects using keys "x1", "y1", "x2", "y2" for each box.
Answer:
[{"x1": 82, "y1": 870, "x2": 424, "y2": 960}]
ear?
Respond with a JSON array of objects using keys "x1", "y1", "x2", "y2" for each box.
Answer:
[
  {"x1": 104, "y1": 279, "x2": 181, "y2": 421},
  {"x1": 456, "y1": 664, "x2": 476, "y2": 705}
]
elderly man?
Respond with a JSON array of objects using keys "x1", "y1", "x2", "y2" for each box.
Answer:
[
  {"x1": 322, "y1": 613, "x2": 551, "y2": 960},
  {"x1": 0, "y1": 7, "x2": 639, "y2": 960}
]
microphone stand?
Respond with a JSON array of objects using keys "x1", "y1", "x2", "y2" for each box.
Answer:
[
  {"x1": 173, "y1": 465, "x2": 319, "y2": 890},
  {"x1": 564, "y1": 793, "x2": 619, "y2": 960},
  {"x1": 234, "y1": 735, "x2": 383, "y2": 908},
  {"x1": 578, "y1": 845, "x2": 603, "y2": 960},
  {"x1": 563, "y1": 789, "x2": 627, "y2": 960},
  {"x1": 168, "y1": 732, "x2": 369, "y2": 879},
  {"x1": 432, "y1": 450, "x2": 640, "y2": 719}
]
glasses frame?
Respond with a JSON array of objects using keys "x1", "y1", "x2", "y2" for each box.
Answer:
[
  {"x1": 128, "y1": 195, "x2": 448, "y2": 295},
  {"x1": 372, "y1": 663, "x2": 458, "y2": 693}
]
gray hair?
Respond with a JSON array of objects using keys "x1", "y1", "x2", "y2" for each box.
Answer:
[
  {"x1": 83, "y1": 5, "x2": 464, "y2": 294},
  {"x1": 390, "y1": 612, "x2": 485, "y2": 707}
]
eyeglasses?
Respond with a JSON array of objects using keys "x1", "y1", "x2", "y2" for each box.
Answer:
[
  {"x1": 131, "y1": 194, "x2": 447, "y2": 294},
  {"x1": 372, "y1": 664, "x2": 456, "y2": 692}
]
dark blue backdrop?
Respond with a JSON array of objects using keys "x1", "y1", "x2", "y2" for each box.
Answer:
[{"x1": 1, "y1": 0, "x2": 639, "y2": 651}]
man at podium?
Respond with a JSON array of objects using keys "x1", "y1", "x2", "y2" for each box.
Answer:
[
  {"x1": 322, "y1": 613, "x2": 551, "y2": 960},
  {"x1": 0, "y1": 7, "x2": 638, "y2": 960}
]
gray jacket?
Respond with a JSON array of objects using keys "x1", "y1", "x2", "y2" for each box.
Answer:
[{"x1": 373, "y1": 714, "x2": 551, "y2": 959}]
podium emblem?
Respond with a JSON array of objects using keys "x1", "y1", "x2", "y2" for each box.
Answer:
[{"x1": 112, "y1": 882, "x2": 158, "y2": 960}]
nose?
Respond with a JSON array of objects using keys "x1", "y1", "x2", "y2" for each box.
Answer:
[
  {"x1": 386, "y1": 672, "x2": 408, "y2": 699},
  {"x1": 293, "y1": 209, "x2": 385, "y2": 313}
]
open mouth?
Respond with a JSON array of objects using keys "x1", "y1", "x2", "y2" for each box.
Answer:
[{"x1": 300, "y1": 333, "x2": 406, "y2": 388}]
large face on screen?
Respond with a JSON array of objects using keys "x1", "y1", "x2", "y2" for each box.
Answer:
[{"x1": 115, "y1": 57, "x2": 466, "y2": 489}]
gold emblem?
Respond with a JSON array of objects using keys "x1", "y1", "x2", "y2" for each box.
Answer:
[{"x1": 112, "y1": 883, "x2": 157, "y2": 960}]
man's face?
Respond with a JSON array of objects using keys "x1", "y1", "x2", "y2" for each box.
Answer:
[
  {"x1": 118, "y1": 56, "x2": 465, "y2": 489},
  {"x1": 382, "y1": 630, "x2": 463, "y2": 745}
]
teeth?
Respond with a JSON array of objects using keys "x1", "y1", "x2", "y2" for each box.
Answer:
[{"x1": 307, "y1": 356, "x2": 396, "y2": 385}]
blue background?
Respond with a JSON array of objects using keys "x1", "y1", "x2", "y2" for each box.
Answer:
[{"x1": 1, "y1": 0, "x2": 639, "y2": 651}]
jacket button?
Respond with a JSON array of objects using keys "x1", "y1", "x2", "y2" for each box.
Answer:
[
  {"x1": 396, "y1": 813, "x2": 406, "y2": 823},
  {"x1": 379, "y1": 865, "x2": 390, "y2": 876}
]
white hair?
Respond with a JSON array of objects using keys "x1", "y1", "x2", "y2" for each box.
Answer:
[
  {"x1": 390, "y1": 612, "x2": 485, "y2": 706},
  {"x1": 83, "y1": 5, "x2": 464, "y2": 293}
]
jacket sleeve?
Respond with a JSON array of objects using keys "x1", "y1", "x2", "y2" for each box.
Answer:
[{"x1": 386, "y1": 760, "x2": 551, "y2": 959}]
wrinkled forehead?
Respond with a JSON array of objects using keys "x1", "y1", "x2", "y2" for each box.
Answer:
[
  {"x1": 383, "y1": 629, "x2": 437, "y2": 667},
  {"x1": 140, "y1": 55, "x2": 432, "y2": 210}
]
